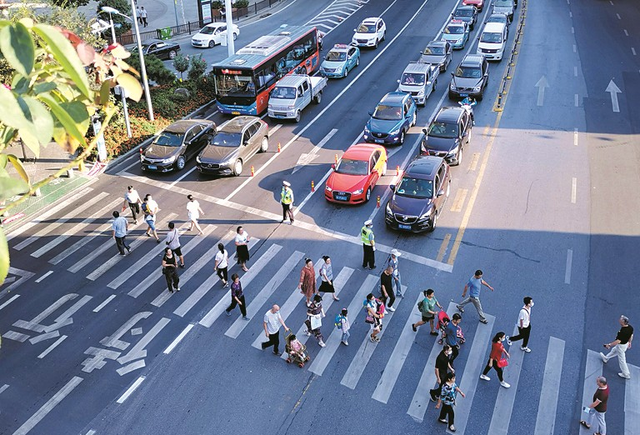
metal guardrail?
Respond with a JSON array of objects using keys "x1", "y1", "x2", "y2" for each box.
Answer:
[{"x1": 494, "y1": 1, "x2": 527, "y2": 111}]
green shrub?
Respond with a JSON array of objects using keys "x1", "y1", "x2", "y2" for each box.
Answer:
[
  {"x1": 233, "y1": 0, "x2": 249, "y2": 8},
  {"x1": 211, "y1": 1, "x2": 223, "y2": 8},
  {"x1": 173, "y1": 54, "x2": 189, "y2": 80},
  {"x1": 128, "y1": 54, "x2": 176, "y2": 86},
  {"x1": 187, "y1": 54, "x2": 207, "y2": 82}
]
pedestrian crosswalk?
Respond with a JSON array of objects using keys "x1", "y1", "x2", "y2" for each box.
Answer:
[{"x1": 3, "y1": 189, "x2": 640, "y2": 434}]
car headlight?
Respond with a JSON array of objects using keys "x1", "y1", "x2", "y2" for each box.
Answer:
[
  {"x1": 385, "y1": 202, "x2": 392, "y2": 215},
  {"x1": 161, "y1": 156, "x2": 176, "y2": 164},
  {"x1": 448, "y1": 145, "x2": 459, "y2": 156},
  {"x1": 390, "y1": 128, "x2": 401, "y2": 135},
  {"x1": 364, "y1": 125, "x2": 371, "y2": 134},
  {"x1": 325, "y1": 185, "x2": 333, "y2": 192},
  {"x1": 450, "y1": 82, "x2": 456, "y2": 90},
  {"x1": 420, "y1": 210, "x2": 433, "y2": 220},
  {"x1": 196, "y1": 155, "x2": 201, "y2": 163},
  {"x1": 473, "y1": 85, "x2": 482, "y2": 92},
  {"x1": 353, "y1": 188, "x2": 364, "y2": 195}
]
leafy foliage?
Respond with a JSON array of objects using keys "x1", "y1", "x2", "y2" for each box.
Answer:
[
  {"x1": 172, "y1": 54, "x2": 189, "y2": 80},
  {"x1": 233, "y1": 0, "x2": 250, "y2": 8},
  {"x1": 49, "y1": 0, "x2": 91, "y2": 10},
  {"x1": 127, "y1": 54, "x2": 176, "y2": 86},
  {"x1": 187, "y1": 54, "x2": 207, "y2": 82}
]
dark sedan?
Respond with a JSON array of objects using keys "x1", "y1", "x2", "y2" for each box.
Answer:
[
  {"x1": 141, "y1": 119, "x2": 215, "y2": 172},
  {"x1": 452, "y1": 5, "x2": 478, "y2": 30},
  {"x1": 420, "y1": 106, "x2": 472, "y2": 166},
  {"x1": 419, "y1": 40, "x2": 452, "y2": 72},
  {"x1": 133, "y1": 39, "x2": 181, "y2": 60}
]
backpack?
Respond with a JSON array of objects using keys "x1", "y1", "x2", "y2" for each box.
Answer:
[
  {"x1": 141, "y1": 202, "x2": 150, "y2": 215},
  {"x1": 334, "y1": 314, "x2": 343, "y2": 329},
  {"x1": 417, "y1": 299, "x2": 425, "y2": 312}
]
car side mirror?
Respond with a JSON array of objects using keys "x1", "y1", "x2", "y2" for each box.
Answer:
[
  {"x1": 397, "y1": 79, "x2": 400, "y2": 84},
  {"x1": 368, "y1": 111, "x2": 373, "y2": 116},
  {"x1": 484, "y1": 73, "x2": 489, "y2": 77},
  {"x1": 390, "y1": 185, "x2": 395, "y2": 191},
  {"x1": 422, "y1": 128, "x2": 428, "y2": 135},
  {"x1": 437, "y1": 190, "x2": 445, "y2": 197},
  {"x1": 451, "y1": 72, "x2": 454, "y2": 77}
]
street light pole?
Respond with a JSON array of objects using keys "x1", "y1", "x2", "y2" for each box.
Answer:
[
  {"x1": 224, "y1": 0, "x2": 234, "y2": 56},
  {"x1": 106, "y1": 11, "x2": 117, "y2": 45},
  {"x1": 127, "y1": 5, "x2": 154, "y2": 121}
]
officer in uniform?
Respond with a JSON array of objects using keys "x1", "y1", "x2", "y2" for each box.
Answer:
[
  {"x1": 361, "y1": 219, "x2": 375, "y2": 269},
  {"x1": 281, "y1": 181, "x2": 294, "y2": 224}
]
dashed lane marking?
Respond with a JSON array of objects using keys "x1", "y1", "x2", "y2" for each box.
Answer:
[{"x1": 436, "y1": 234, "x2": 452, "y2": 263}]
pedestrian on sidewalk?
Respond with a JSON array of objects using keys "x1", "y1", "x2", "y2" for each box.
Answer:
[
  {"x1": 261, "y1": 305, "x2": 290, "y2": 356},
  {"x1": 298, "y1": 258, "x2": 316, "y2": 307},
  {"x1": 385, "y1": 249, "x2": 403, "y2": 298},
  {"x1": 142, "y1": 194, "x2": 161, "y2": 242},
  {"x1": 214, "y1": 242, "x2": 229, "y2": 287},
  {"x1": 379, "y1": 266, "x2": 396, "y2": 312},
  {"x1": 225, "y1": 273, "x2": 248, "y2": 319},
  {"x1": 319, "y1": 256, "x2": 339, "y2": 301},
  {"x1": 111, "y1": 211, "x2": 131, "y2": 256},
  {"x1": 480, "y1": 332, "x2": 511, "y2": 388},
  {"x1": 456, "y1": 269, "x2": 494, "y2": 324},
  {"x1": 280, "y1": 180, "x2": 294, "y2": 224},
  {"x1": 335, "y1": 308, "x2": 350, "y2": 346},
  {"x1": 235, "y1": 226, "x2": 250, "y2": 272},
  {"x1": 412, "y1": 289, "x2": 443, "y2": 335},
  {"x1": 361, "y1": 220, "x2": 375, "y2": 269},
  {"x1": 305, "y1": 294, "x2": 326, "y2": 347},
  {"x1": 507, "y1": 296, "x2": 534, "y2": 353},
  {"x1": 364, "y1": 293, "x2": 383, "y2": 343},
  {"x1": 580, "y1": 376, "x2": 609, "y2": 434},
  {"x1": 445, "y1": 313, "x2": 463, "y2": 362},
  {"x1": 186, "y1": 194, "x2": 205, "y2": 235},
  {"x1": 429, "y1": 344, "x2": 455, "y2": 403},
  {"x1": 136, "y1": 5, "x2": 142, "y2": 24},
  {"x1": 164, "y1": 222, "x2": 184, "y2": 268},
  {"x1": 122, "y1": 185, "x2": 142, "y2": 224},
  {"x1": 161, "y1": 247, "x2": 180, "y2": 293},
  {"x1": 600, "y1": 314, "x2": 634, "y2": 380},
  {"x1": 140, "y1": 6, "x2": 148, "y2": 27},
  {"x1": 436, "y1": 372, "x2": 465, "y2": 433}
]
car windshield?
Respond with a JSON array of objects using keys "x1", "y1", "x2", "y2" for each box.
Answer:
[
  {"x1": 212, "y1": 131, "x2": 242, "y2": 147},
  {"x1": 200, "y1": 26, "x2": 218, "y2": 35},
  {"x1": 326, "y1": 51, "x2": 347, "y2": 61},
  {"x1": 424, "y1": 45, "x2": 444, "y2": 55},
  {"x1": 455, "y1": 8, "x2": 474, "y2": 17},
  {"x1": 494, "y1": 0, "x2": 512, "y2": 6},
  {"x1": 336, "y1": 158, "x2": 368, "y2": 175},
  {"x1": 271, "y1": 86, "x2": 296, "y2": 99},
  {"x1": 357, "y1": 24, "x2": 376, "y2": 33},
  {"x1": 445, "y1": 25, "x2": 464, "y2": 34},
  {"x1": 481, "y1": 32, "x2": 502, "y2": 43},
  {"x1": 396, "y1": 177, "x2": 433, "y2": 198},
  {"x1": 373, "y1": 104, "x2": 402, "y2": 120},
  {"x1": 401, "y1": 73, "x2": 426, "y2": 86},
  {"x1": 153, "y1": 131, "x2": 183, "y2": 147},
  {"x1": 428, "y1": 121, "x2": 459, "y2": 138},
  {"x1": 456, "y1": 66, "x2": 482, "y2": 78},
  {"x1": 214, "y1": 73, "x2": 255, "y2": 97},
  {"x1": 488, "y1": 15, "x2": 506, "y2": 23}
]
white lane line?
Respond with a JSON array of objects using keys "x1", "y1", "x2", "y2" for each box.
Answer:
[
  {"x1": 625, "y1": 364, "x2": 640, "y2": 435},
  {"x1": 225, "y1": 0, "x2": 430, "y2": 202},
  {"x1": 574, "y1": 66, "x2": 578, "y2": 77},
  {"x1": 624, "y1": 29, "x2": 629, "y2": 36},
  {"x1": 571, "y1": 26, "x2": 575, "y2": 34},
  {"x1": 163, "y1": 324, "x2": 195, "y2": 354},
  {"x1": 225, "y1": 250, "x2": 304, "y2": 339},
  {"x1": 169, "y1": 166, "x2": 197, "y2": 188},
  {"x1": 633, "y1": 47, "x2": 637, "y2": 56},
  {"x1": 448, "y1": 314, "x2": 496, "y2": 435},
  {"x1": 205, "y1": 109, "x2": 219, "y2": 120},
  {"x1": 569, "y1": 11, "x2": 572, "y2": 17},
  {"x1": 37, "y1": 335, "x2": 68, "y2": 359},
  {"x1": 13, "y1": 191, "x2": 108, "y2": 250},
  {"x1": 534, "y1": 337, "x2": 565, "y2": 435},
  {"x1": 340, "y1": 286, "x2": 406, "y2": 390},
  {"x1": 573, "y1": 44, "x2": 577, "y2": 53},
  {"x1": 574, "y1": 128, "x2": 579, "y2": 146},
  {"x1": 13, "y1": 376, "x2": 83, "y2": 435},
  {"x1": 575, "y1": 94, "x2": 579, "y2": 107},
  {"x1": 85, "y1": 430, "x2": 96, "y2": 435},
  {"x1": 116, "y1": 376, "x2": 145, "y2": 404},
  {"x1": 268, "y1": 124, "x2": 282, "y2": 136},
  {"x1": 34, "y1": 271, "x2": 53, "y2": 283},
  {"x1": 0, "y1": 294, "x2": 20, "y2": 311},
  {"x1": 31, "y1": 197, "x2": 121, "y2": 258},
  {"x1": 93, "y1": 294, "x2": 116, "y2": 313},
  {"x1": 609, "y1": 0, "x2": 613, "y2": 4},
  {"x1": 565, "y1": 249, "x2": 573, "y2": 284},
  {"x1": 617, "y1": 13, "x2": 622, "y2": 19},
  {"x1": 571, "y1": 177, "x2": 577, "y2": 203},
  {"x1": 0, "y1": 384, "x2": 9, "y2": 394},
  {"x1": 372, "y1": 292, "x2": 424, "y2": 403}
]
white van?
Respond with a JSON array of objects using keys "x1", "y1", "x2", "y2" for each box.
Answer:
[{"x1": 476, "y1": 22, "x2": 508, "y2": 61}]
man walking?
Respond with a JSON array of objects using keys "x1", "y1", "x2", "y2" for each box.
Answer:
[
  {"x1": 507, "y1": 296, "x2": 533, "y2": 352},
  {"x1": 379, "y1": 266, "x2": 395, "y2": 312},
  {"x1": 280, "y1": 181, "x2": 294, "y2": 224},
  {"x1": 164, "y1": 222, "x2": 184, "y2": 268},
  {"x1": 111, "y1": 211, "x2": 131, "y2": 256},
  {"x1": 445, "y1": 313, "x2": 463, "y2": 362},
  {"x1": 140, "y1": 6, "x2": 148, "y2": 27},
  {"x1": 430, "y1": 344, "x2": 455, "y2": 402},
  {"x1": 456, "y1": 269, "x2": 494, "y2": 324},
  {"x1": 580, "y1": 376, "x2": 609, "y2": 434},
  {"x1": 600, "y1": 315, "x2": 634, "y2": 379},
  {"x1": 122, "y1": 185, "x2": 142, "y2": 224},
  {"x1": 261, "y1": 305, "x2": 290, "y2": 356},
  {"x1": 361, "y1": 219, "x2": 375, "y2": 269}
]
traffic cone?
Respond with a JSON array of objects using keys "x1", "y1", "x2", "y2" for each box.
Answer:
[
  {"x1": 396, "y1": 165, "x2": 400, "y2": 176},
  {"x1": 277, "y1": 143, "x2": 281, "y2": 153},
  {"x1": 376, "y1": 196, "x2": 380, "y2": 208},
  {"x1": 335, "y1": 154, "x2": 339, "y2": 164},
  {"x1": 251, "y1": 166, "x2": 255, "y2": 177}
]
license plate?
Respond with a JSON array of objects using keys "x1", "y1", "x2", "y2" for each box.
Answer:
[
  {"x1": 374, "y1": 139, "x2": 384, "y2": 144},
  {"x1": 460, "y1": 93, "x2": 468, "y2": 97},
  {"x1": 231, "y1": 111, "x2": 240, "y2": 115},
  {"x1": 148, "y1": 165, "x2": 157, "y2": 170},
  {"x1": 335, "y1": 195, "x2": 348, "y2": 201},
  {"x1": 398, "y1": 224, "x2": 412, "y2": 230}
]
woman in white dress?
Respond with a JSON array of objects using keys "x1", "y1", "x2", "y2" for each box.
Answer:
[{"x1": 186, "y1": 194, "x2": 204, "y2": 235}]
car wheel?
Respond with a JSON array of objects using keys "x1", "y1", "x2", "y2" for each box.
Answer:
[
  {"x1": 455, "y1": 147, "x2": 463, "y2": 166},
  {"x1": 356, "y1": 57, "x2": 360, "y2": 66},
  {"x1": 382, "y1": 31, "x2": 386, "y2": 41},
  {"x1": 374, "y1": 40, "x2": 378, "y2": 49},
  {"x1": 175, "y1": 155, "x2": 186, "y2": 170},
  {"x1": 169, "y1": 50, "x2": 177, "y2": 59},
  {"x1": 411, "y1": 112, "x2": 417, "y2": 127},
  {"x1": 260, "y1": 137, "x2": 269, "y2": 153},
  {"x1": 314, "y1": 92, "x2": 322, "y2": 104},
  {"x1": 233, "y1": 32, "x2": 238, "y2": 40},
  {"x1": 381, "y1": 161, "x2": 387, "y2": 176},
  {"x1": 232, "y1": 159, "x2": 243, "y2": 176},
  {"x1": 208, "y1": 41, "x2": 215, "y2": 48},
  {"x1": 344, "y1": 67, "x2": 348, "y2": 78},
  {"x1": 295, "y1": 110, "x2": 301, "y2": 123},
  {"x1": 428, "y1": 210, "x2": 438, "y2": 232},
  {"x1": 433, "y1": 79, "x2": 437, "y2": 92},
  {"x1": 446, "y1": 181, "x2": 451, "y2": 198},
  {"x1": 365, "y1": 187, "x2": 371, "y2": 202},
  {"x1": 399, "y1": 130, "x2": 406, "y2": 145}
]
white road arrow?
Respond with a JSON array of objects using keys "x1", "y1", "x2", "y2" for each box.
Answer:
[
  {"x1": 606, "y1": 79, "x2": 622, "y2": 113},
  {"x1": 292, "y1": 128, "x2": 338, "y2": 174},
  {"x1": 535, "y1": 75, "x2": 549, "y2": 107}
]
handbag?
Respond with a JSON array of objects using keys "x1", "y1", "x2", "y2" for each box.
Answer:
[
  {"x1": 310, "y1": 315, "x2": 322, "y2": 330},
  {"x1": 497, "y1": 357, "x2": 509, "y2": 368},
  {"x1": 365, "y1": 315, "x2": 375, "y2": 324}
]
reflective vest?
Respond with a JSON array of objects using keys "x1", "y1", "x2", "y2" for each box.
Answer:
[
  {"x1": 281, "y1": 187, "x2": 293, "y2": 205},
  {"x1": 361, "y1": 226, "x2": 373, "y2": 246}
]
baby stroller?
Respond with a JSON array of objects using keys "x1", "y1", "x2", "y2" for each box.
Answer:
[
  {"x1": 436, "y1": 311, "x2": 466, "y2": 345},
  {"x1": 285, "y1": 332, "x2": 311, "y2": 368}
]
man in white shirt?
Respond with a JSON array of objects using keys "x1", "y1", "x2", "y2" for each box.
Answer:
[
  {"x1": 507, "y1": 296, "x2": 533, "y2": 352},
  {"x1": 164, "y1": 222, "x2": 184, "y2": 268},
  {"x1": 261, "y1": 305, "x2": 289, "y2": 356},
  {"x1": 122, "y1": 185, "x2": 142, "y2": 224}
]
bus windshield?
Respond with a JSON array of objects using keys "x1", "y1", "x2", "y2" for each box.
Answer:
[{"x1": 214, "y1": 73, "x2": 256, "y2": 98}]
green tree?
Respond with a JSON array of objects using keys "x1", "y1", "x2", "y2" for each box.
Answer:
[
  {"x1": 49, "y1": 0, "x2": 91, "y2": 9},
  {"x1": 0, "y1": 19, "x2": 142, "y2": 285},
  {"x1": 96, "y1": 0, "x2": 132, "y2": 36},
  {"x1": 187, "y1": 54, "x2": 207, "y2": 82},
  {"x1": 172, "y1": 54, "x2": 189, "y2": 81},
  {"x1": 127, "y1": 54, "x2": 176, "y2": 85}
]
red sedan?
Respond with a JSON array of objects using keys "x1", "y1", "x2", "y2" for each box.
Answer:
[
  {"x1": 463, "y1": 0, "x2": 483, "y2": 10},
  {"x1": 325, "y1": 144, "x2": 387, "y2": 204}
]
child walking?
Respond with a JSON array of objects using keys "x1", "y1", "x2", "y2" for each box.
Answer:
[{"x1": 335, "y1": 308, "x2": 351, "y2": 346}]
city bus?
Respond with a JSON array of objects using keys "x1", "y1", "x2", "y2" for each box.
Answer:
[{"x1": 211, "y1": 26, "x2": 321, "y2": 115}]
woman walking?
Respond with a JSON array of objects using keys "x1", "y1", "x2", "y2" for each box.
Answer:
[
  {"x1": 298, "y1": 258, "x2": 316, "y2": 307},
  {"x1": 319, "y1": 256, "x2": 339, "y2": 301},
  {"x1": 412, "y1": 289, "x2": 443, "y2": 335},
  {"x1": 162, "y1": 248, "x2": 180, "y2": 293},
  {"x1": 186, "y1": 194, "x2": 205, "y2": 235},
  {"x1": 305, "y1": 294, "x2": 326, "y2": 347},
  {"x1": 436, "y1": 372, "x2": 465, "y2": 433},
  {"x1": 480, "y1": 332, "x2": 511, "y2": 388},
  {"x1": 235, "y1": 226, "x2": 251, "y2": 272},
  {"x1": 214, "y1": 242, "x2": 229, "y2": 287},
  {"x1": 225, "y1": 273, "x2": 248, "y2": 319},
  {"x1": 364, "y1": 293, "x2": 382, "y2": 343}
]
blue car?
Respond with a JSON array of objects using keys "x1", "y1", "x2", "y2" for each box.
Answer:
[
  {"x1": 441, "y1": 20, "x2": 470, "y2": 50},
  {"x1": 364, "y1": 92, "x2": 417, "y2": 146},
  {"x1": 320, "y1": 44, "x2": 360, "y2": 78}
]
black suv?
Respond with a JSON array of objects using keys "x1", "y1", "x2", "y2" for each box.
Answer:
[
  {"x1": 420, "y1": 106, "x2": 472, "y2": 166},
  {"x1": 452, "y1": 5, "x2": 478, "y2": 30},
  {"x1": 448, "y1": 54, "x2": 489, "y2": 100},
  {"x1": 385, "y1": 155, "x2": 451, "y2": 233}
]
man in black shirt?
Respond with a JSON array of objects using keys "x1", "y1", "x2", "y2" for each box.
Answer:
[
  {"x1": 430, "y1": 345, "x2": 455, "y2": 402},
  {"x1": 380, "y1": 266, "x2": 396, "y2": 312},
  {"x1": 600, "y1": 315, "x2": 634, "y2": 379}
]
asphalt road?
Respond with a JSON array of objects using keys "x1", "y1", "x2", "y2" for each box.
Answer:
[{"x1": 1, "y1": 0, "x2": 639, "y2": 434}]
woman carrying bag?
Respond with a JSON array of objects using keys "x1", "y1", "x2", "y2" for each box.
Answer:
[{"x1": 479, "y1": 332, "x2": 511, "y2": 388}]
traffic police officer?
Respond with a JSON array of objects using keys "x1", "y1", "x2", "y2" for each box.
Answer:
[
  {"x1": 361, "y1": 219, "x2": 375, "y2": 269},
  {"x1": 281, "y1": 181, "x2": 294, "y2": 224}
]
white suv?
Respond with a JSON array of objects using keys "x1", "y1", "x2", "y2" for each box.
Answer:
[{"x1": 352, "y1": 17, "x2": 386, "y2": 48}]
